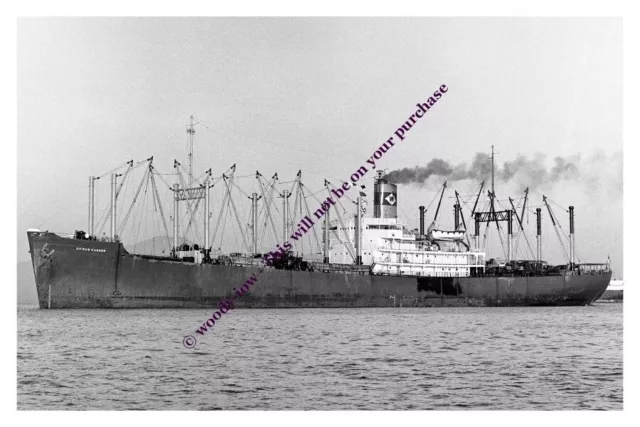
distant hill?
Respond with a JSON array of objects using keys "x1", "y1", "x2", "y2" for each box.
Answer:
[{"x1": 17, "y1": 261, "x2": 38, "y2": 305}]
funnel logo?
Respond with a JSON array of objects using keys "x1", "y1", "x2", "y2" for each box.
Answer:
[{"x1": 383, "y1": 193, "x2": 397, "y2": 206}]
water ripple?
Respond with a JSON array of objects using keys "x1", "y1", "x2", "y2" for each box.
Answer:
[{"x1": 17, "y1": 303, "x2": 623, "y2": 410}]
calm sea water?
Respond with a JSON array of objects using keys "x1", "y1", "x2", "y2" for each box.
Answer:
[{"x1": 17, "y1": 303, "x2": 623, "y2": 410}]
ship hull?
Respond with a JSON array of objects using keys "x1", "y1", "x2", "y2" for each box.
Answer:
[{"x1": 28, "y1": 231, "x2": 611, "y2": 309}]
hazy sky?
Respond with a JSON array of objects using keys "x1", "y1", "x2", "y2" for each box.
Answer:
[{"x1": 17, "y1": 17, "x2": 623, "y2": 275}]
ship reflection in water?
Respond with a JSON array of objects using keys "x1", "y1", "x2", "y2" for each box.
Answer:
[{"x1": 17, "y1": 304, "x2": 622, "y2": 410}]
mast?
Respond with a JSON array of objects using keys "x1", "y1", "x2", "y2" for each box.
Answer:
[
  {"x1": 110, "y1": 174, "x2": 117, "y2": 241},
  {"x1": 491, "y1": 145, "x2": 495, "y2": 195},
  {"x1": 281, "y1": 190, "x2": 290, "y2": 243},
  {"x1": 488, "y1": 190, "x2": 501, "y2": 231},
  {"x1": 474, "y1": 213, "x2": 481, "y2": 251},
  {"x1": 173, "y1": 183, "x2": 179, "y2": 257},
  {"x1": 489, "y1": 146, "x2": 499, "y2": 231},
  {"x1": 536, "y1": 207, "x2": 542, "y2": 261},
  {"x1": 187, "y1": 115, "x2": 195, "y2": 188},
  {"x1": 471, "y1": 181, "x2": 484, "y2": 252},
  {"x1": 324, "y1": 207, "x2": 330, "y2": 263},
  {"x1": 204, "y1": 179, "x2": 210, "y2": 259},
  {"x1": 88, "y1": 176, "x2": 95, "y2": 237},
  {"x1": 507, "y1": 209, "x2": 513, "y2": 262},
  {"x1": 569, "y1": 206, "x2": 575, "y2": 268},
  {"x1": 88, "y1": 177, "x2": 91, "y2": 236},
  {"x1": 251, "y1": 192, "x2": 259, "y2": 255},
  {"x1": 355, "y1": 196, "x2": 362, "y2": 265}
]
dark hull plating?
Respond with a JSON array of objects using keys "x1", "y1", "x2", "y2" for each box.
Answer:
[{"x1": 28, "y1": 231, "x2": 611, "y2": 309}]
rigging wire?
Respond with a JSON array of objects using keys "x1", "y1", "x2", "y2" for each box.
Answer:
[
  {"x1": 492, "y1": 198, "x2": 508, "y2": 258},
  {"x1": 152, "y1": 168, "x2": 178, "y2": 190},
  {"x1": 300, "y1": 183, "x2": 323, "y2": 254},
  {"x1": 257, "y1": 174, "x2": 280, "y2": 244},
  {"x1": 321, "y1": 182, "x2": 356, "y2": 260},
  {"x1": 228, "y1": 179, "x2": 251, "y2": 253},
  {"x1": 216, "y1": 197, "x2": 230, "y2": 253},
  {"x1": 131, "y1": 174, "x2": 151, "y2": 251},
  {"x1": 547, "y1": 196, "x2": 569, "y2": 213},
  {"x1": 182, "y1": 197, "x2": 203, "y2": 245},
  {"x1": 149, "y1": 171, "x2": 172, "y2": 251},
  {"x1": 94, "y1": 160, "x2": 134, "y2": 180},
  {"x1": 544, "y1": 199, "x2": 570, "y2": 262},
  {"x1": 211, "y1": 177, "x2": 232, "y2": 248},
  {"x1": 175, "y1": 168, "x2": 202, "y2": 241},
  {"x1": 115, "y1": 164, "x2": 133, "y2": 199},
  {"x1": 508, "y1": 195, "x2": 536, "y2": 259},
  {"x1": 118, "y1": 167, "x2": 151, "y2": 237}
]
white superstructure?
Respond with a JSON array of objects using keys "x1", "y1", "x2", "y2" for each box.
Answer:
[
  {"x1": 323, "y1": 172, "x2": 486, "y2": 277},
  {"x1": 327, "y1": 215, "x2": 485, "y2": 277}
]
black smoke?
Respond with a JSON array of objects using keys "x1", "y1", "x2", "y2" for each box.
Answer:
[{"x1": 383, "y1": 152, "x2": 586, "y2": 191}]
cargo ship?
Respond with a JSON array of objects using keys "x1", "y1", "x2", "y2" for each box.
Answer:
[{"x1": 27, "y1": 121, "x2": 611, "y2": 308}]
